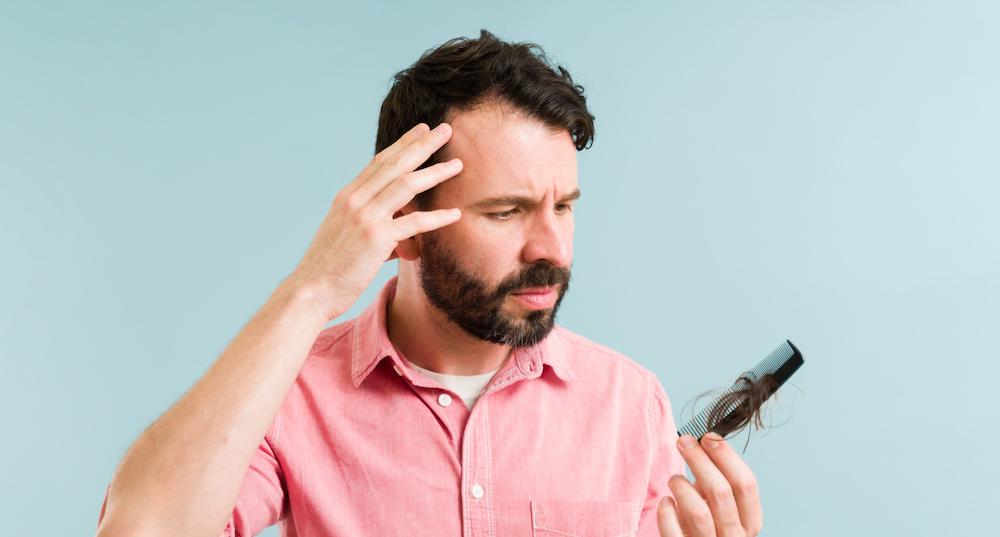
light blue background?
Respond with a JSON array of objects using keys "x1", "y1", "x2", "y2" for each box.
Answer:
[{"x1": 2, "y1": 1, "x2": 997, "y2": 535}]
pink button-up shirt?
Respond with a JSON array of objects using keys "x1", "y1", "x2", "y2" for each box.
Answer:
[{"x1": 98, "y1": 276, "x2": 685, "y2": 536}]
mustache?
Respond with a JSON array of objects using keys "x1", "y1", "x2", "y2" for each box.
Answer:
[{"x1": 494, "y1": 263, "x2": 571, "y2": 298}]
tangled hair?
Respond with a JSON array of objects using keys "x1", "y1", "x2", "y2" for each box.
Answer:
[
  {"x1": 689, "y1": 374, "x2": 787, "y2": 453},
  {"x1": 375, "y1": 29, "x2": 596, "y2": 208}
]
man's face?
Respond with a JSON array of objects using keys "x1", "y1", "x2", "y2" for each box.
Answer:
[{"x1": 414, "y1": 102, "x2": 579, "y2": 348}]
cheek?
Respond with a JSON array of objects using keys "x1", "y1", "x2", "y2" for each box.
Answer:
[
  {"x1": 562, "y1": 218, "x2": 575, "y2": 260},
  {"x1": 464, "y1": 218, "x2": 526, "y2": 251},
  {"x1": 458, "y1": 226, "x2": 527, "y2": 281},
  {"x1": 467, "y1": 239, "x2": 523, "y2": 276}
]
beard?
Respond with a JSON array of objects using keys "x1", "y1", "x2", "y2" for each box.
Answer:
[{"x1": 417, "y1": 231, "x2": 571, "y2": 348}]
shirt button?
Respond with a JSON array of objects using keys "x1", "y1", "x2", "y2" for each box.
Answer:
[
  {"x1": 471, "y1": 483, "x2": 484, "y2": 499},
  {"x1": 437, "y1": 393, "x2": 453, "y2": 407}
]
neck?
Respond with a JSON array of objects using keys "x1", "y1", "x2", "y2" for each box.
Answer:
[{"x1": 386, "y1": 272, "x2": 512, "y2": 376}]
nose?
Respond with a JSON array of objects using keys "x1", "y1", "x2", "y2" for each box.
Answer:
[{"x1": 521, "y1": 207, "x2": 573, "y2": 268}]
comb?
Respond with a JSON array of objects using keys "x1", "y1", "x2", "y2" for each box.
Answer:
[{"x1": 677, "y1": 339, "x2": 804, "y2": 440}]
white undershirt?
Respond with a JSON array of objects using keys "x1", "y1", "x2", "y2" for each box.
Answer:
[{"x1": 406, "y1": 361, "x2": 500, "y2": 410}]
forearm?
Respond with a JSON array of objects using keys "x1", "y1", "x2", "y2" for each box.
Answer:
[{"x1": 97, "y1": 277, "x2": 329, "y2": 537}]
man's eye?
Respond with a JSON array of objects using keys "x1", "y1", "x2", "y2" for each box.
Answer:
[
  {"x1": 489, "y1": 208, "x2": 520, "y2": 220},
  {"x1": 556, "y1": 203, "x2": 573, "y2": 213}
]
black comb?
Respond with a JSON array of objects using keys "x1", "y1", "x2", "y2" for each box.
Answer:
[{"x1": 677, "y1": 339, "x2": 804, "y2": 440}]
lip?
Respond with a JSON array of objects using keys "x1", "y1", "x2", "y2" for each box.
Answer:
[{"x1": 510, "y1": 286, "x2": 558, "y2": 310}]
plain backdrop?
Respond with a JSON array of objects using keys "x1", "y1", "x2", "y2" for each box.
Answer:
[{"x1": 2, "y1": 1, "x2": 997, "y2": 535}]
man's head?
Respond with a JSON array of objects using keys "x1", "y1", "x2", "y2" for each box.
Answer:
[{"x1": 376, "y1": 30, "x2": 595, "y2": 347}]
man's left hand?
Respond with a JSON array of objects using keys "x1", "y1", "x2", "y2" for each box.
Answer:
[{"x1": 657, "y1": 432, "x2": 763, "y2": 537}]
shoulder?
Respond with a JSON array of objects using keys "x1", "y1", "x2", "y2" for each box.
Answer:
[
  {"x1": 551, "y1": 325, "x2": 659, "y2": 385},
  {"x1": 270, "y1": 317, "x2": 357, "y2": 443},
  {"x1": 308, "y1": 318, "x2": 355, "y2": 355}
]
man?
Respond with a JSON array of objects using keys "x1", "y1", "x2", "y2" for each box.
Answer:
[{"x1": 95, "y1": 30, "x2": 762, "y2": 537}]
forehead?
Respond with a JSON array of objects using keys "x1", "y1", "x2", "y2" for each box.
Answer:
[{"x1": 437, "y1": 101, "x2": 578, "y2": 201}]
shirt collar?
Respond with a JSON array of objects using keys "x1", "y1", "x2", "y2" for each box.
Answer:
[{"x1": 350, "y1": 275, "x2": 576, "y2": 388}]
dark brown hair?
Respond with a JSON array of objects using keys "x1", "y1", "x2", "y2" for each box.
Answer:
[
  {"x1": 708, "y1": 375, "x2": 778, "y2": 431},
  {"x1": 375, "y1": 29, "x2": 596, "y2": 208},
  {"x1": 687, "y1": 374, "x2": 793, "y2": 453}
]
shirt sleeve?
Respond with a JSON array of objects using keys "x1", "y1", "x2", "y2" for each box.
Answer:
[
  {"x1": 221, "y1": 429, "x2": 288, "y2": 536},
  {"x1": 637, "y1": 372, "x2": 686, "y2": 537},
  {"x1": 96, "y1": 422, "x2": 287, "y2": 537}
]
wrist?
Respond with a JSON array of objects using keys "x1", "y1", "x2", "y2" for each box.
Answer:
[{"x1": 276, "y1": 274, "x2": 345, "y2": 325}]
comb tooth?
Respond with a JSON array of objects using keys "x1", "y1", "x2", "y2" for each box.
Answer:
[
  {"x1": 695, "y1": 412, "x2": 708, "y2": 428},
  {"x1": 745, "y1": 340, "x2": 794, "y2": 381}
]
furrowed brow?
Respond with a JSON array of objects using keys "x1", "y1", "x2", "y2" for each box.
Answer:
[
  {"x1": 470, "y1": 188, "x2": 581, "y2": 209},
  {"x1": 559, "y1": 188, "x2": 581, "y2": 203},
  {"x1": 470, "y1": 196, "x2": 534, "y2": 209}
]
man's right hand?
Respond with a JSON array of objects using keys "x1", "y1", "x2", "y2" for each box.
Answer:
[
  {"x1": 95, "y1": 124, "x2": 465, "y2": 537},
  {"x1": 288, "y1": 122, "x2": 463, "y2": 323}
]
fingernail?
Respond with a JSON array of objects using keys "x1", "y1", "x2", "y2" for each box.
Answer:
[
  {"x1": 678, "y1": 435, "x2": 697, "y2": 450},
  {"x1": 702, "y1": 432, "x2": 723, "y2": 449}
]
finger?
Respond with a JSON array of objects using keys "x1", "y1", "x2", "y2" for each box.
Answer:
[
  {"x1": 699, "y1": 432, "x2": 764, "y2": 536},
  {"x1": 369, "y1": 158, "x2": 463, "y2": 216},
  {"x1": 356, "y1": 122, "x2": 453, "y2": 202},
  {"x1": 668, "y1": 474, "x2": 716, "y2": 537},
  {"x1": 390, "y1": 208, "x2": 462, "y2": 241},
  {"x1": 345, "y1": 123, "x2": 430, "y2": 199},
  {"x1": 657, "y1": 495, "x2": 686, "y2": 537},
  {"x1": 677, "y1": 435, "x2": 743, "y2": 537}
]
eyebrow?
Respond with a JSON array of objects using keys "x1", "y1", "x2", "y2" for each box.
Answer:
[{"x1": 469, "y1": 188, "x2": 581, "y2": 210}]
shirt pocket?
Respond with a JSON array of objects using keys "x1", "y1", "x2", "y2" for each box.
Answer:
[{"x1": 530, "y1": 499, "x2": 641, "y2": 537}]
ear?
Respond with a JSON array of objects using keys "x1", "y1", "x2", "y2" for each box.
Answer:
[{"x1": 393, "y1": 201, "x2": 422, "y2": 261}]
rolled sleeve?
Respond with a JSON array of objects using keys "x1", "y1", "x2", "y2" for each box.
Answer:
[
  {"x1": 97, "y1": 422, "x2": 286, "y2": 537},
  {"x1": 222, "y1": 430, "x2": 287, "y2": 536}
]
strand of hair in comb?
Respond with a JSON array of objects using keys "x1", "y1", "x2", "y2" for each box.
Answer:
[{"x1": 677, "y1": 339, "x2": 804, "y2": 441}]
